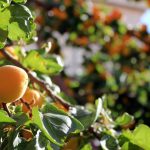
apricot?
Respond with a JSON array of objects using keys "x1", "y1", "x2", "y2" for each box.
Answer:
[
  {"x1": 62, "y1": 137, "x2": 79, "y2": 150},
  {"x1": 74, "y1": 36, "x2": 89, "y2": 46},
  {"x1": 0, "y1": 65, "x2": 28, "y2": 103},
  {"x1": 21, "y1": 88, "x2": 44, "y2": 113},
  {"x1": 21, "y1": 129, "x2": 33, "y2": 141},
  {"x1": 0, "y1": 46, "x2": 18, "y2": 60},
  {"x1": 64, "y1": 0, "x2": 72, "y2": 6},
  {"x1": 52, "y1": 8, "x2": 68, "y2": 20}
]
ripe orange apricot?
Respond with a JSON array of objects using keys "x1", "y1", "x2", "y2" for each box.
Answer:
[
  {"x1": 0, "y1": 65, "x2": 28, "y2": 103},
  {"x1": 0, "y1": 46, "x2": 18, "y2": 60},
  {"x1": 21, "y1": 88, "x2": 44, "y2": 113},
  {"x1": 52, "y1": 8, "x2": 68, "y2": 20}
]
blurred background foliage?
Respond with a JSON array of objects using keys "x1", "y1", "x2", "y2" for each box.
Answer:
[{"x1": 27, "y1": 0, "x2": 150, "y2": 125}]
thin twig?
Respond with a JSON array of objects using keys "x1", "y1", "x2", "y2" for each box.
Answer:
[
  {"x1": 1, "y1": 49, "x2": 71, "y2": 109},
  {"x1": 20, "y1": 98, "x2": 31, "y2": 111},
  {"x1": 2, "y1": 103, "x2": 11, "y2": 117}
]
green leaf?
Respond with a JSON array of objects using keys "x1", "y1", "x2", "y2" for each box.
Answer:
[
  {"x1": 9, "y1": 130, "x2": 53, "y2": 150},
  {"x1": 115, "y1": 113, "x2": 134, "y2": 126},
  {"x1": 0, "y1": 7, "x2": 10, "y2": 48},
  {"x1": 81, "y1": 143, "x2": 92, "y2": 150},
  {"x1": 122, "y1": 124, "x2": 150, "y2": 150},
  {"x1": 0, "y1": 110, "x2": 16, "y2": 123},
  {"x1": 42, "y1": 103, "x2": 84, "y2": 133},
  {"x1": 13, "y1": 0, "x2": 27, "y2": 4},
  {"x1": 32, "y1": 104, "x2": 83, "y2": 145},
  {"x1": 132, "y1": 124, "x2": 150, "y2": 150},
  {"x1": 121, "y1": 142, "x2": 143, "y2": 150},
  {"x1": 100, "y1": 134, "x2": 119, "y2": 150},
  {"x1": 93, "y1": 98, "x2": 102, "y2": 122},
  {"x1": 8, "y1": 4, "x2": 35, "y2": 41},
  {"x1": 7, "y1": 129, "x2": 21, "y2": 149},
  {"x1": 32, "y1": 107, "x2": 61, "y2": 146},
  {"x1": 0, "y1": 0, "x2": 11, "y2": 10},
  {"x1": 8, "y1": 130, "x2": 22, "y2": 149},
  {"x1": 0, "y1": 28, "x2": 8, "y2": 48},
  {"x1": 71, "y1": 98, "x2": 102, "y2": 129},
  {"x1": 0, "y1": 7, "x2": 11, "y2": 29},
  {"x1": 70, "y1": 106, "x2": 93, "y2": 129},
  {"x1": 35, "y1": 130, "x2": 53, "y2": 150},
  {"x1": 23, "y1": 51, "x2": 63, "y2": 75},
  {"x1": 12, "y1": 112, "x2": 30, "y2": 127},
  {"x1": 0, "y1": 3, "x2": 35, "y2": 45}
]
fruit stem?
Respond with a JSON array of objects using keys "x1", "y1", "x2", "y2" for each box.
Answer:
[
  {"x1": 2, "y1": 103, "x2": 11, "y2": 117},
  {"x1": 20, "y1": 98, "x2": 31, "y2": 111}
]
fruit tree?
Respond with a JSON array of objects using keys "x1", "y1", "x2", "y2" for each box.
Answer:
[{"x1": 0, "y1": 0, "x2": 150, "y2": 150}]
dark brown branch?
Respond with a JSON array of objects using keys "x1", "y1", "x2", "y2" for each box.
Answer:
[
  {"x1": 2, "y1": 103, "x2": 11, "y2": 117},
  {"x1": 1, "y1": 49, "x2": 71, "y2": 109},
  {"x1": 20, "y1": 98, "x2": 31, "y2": 111}
]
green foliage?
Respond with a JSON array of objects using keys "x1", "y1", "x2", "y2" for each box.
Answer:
[
  {"x1": 71, "y1": 98, "x2": 102, "y2": 129},
  {"x1": 0, "y1": 1, "x2": 35, "y2": 48},
  {"x1": 81, "y1": 143, "x2": 92, "y2": 150},
  {"x1": 32, "y1": 104, "x2": 83, "y2": 146},
  {"x1": 115, "y1": 113, "x2": 134, "y2": 126},
  {"x1": 120, "y1": 124, "x2": 150, "y2": 150},
  {"x1": 8, "y1": 4, "x2": 35, "y2": 41},
  {"x1": 13, "y1": 0, "x2": 27, "y2": 4},
  {"x1": 0, "y1": 0, "x2": 150, "y2": 150},
  {"x1": 22, "y1": 50, "x2": 63, "y2": 75},
  {"x1": 0, "y1": 28, "x2": 8, "y2": 48},
  {"x1": 0, "y1": 0, "x2": 11, "y2": 10},
  {"x1": 0, "y1": 110, "x2": 16, "y2": 123},
  {"x1": 101, "y1": 134, "x2": 119, "y2": 150}
]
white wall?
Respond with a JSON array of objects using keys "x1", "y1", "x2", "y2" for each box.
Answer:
[{"x1": 95, "y1": 0, "x2": 147, "y2": 26}]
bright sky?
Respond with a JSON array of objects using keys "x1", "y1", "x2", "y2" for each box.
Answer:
[{"x1": 140, "y1": 9, "x2": 150, "y2": 33}]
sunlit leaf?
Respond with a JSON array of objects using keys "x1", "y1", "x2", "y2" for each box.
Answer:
[
  {"x1": 115, "y1": 113, "x2": 134, "y2": 126},
  {"x1": 32, "y1": 107, "x2": 61, "y2": 146},
  {"x1": 0, "y1": 110, "x2": 16, "y2": 123},
  {"x1": 81, "y1": 143, "x2": 92, "y2": 150},
  {"x1": 23, "y1": 51, "x2": 63, "y2": 75},
  {"x1": 0, "y1": 0, "x2": 11, "y2": 10},
  {"x1": 13, "y1": 0, "x2": 27, "y2": 4},
  {"x1": 32, "y1": 105, "x2": 83, "y2": 146},
  {"x1": 8, "y1": 4, "x2": 35, "y2": 41},
  {"x1": 121, "y1": 124, "x2": 150, "y2": 150}
]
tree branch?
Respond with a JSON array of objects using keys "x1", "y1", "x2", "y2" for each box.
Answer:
[
  {"x1": 1, "y1": 49, "x2": 71, "y2": 109},
  {"x1": 2, "y1": 103, "x2": 11, "y2": 117}
]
